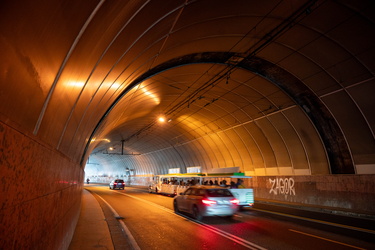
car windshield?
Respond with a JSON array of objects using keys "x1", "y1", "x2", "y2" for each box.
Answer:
[
  {"x1": 206, "y1": 189, "x2": 233, "y2": 197},
  {"x1": 116, "y1": 180, "x2": 124, "y2": 183}
]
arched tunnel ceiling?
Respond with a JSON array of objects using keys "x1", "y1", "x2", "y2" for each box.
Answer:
[{"x1": 1, "y1": 0, "x2": 374, "y2": 176}]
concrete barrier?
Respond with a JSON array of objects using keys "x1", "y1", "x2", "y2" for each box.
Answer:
[{"x1": 247, "y1": 175, "x2": 375, "y2": 218}]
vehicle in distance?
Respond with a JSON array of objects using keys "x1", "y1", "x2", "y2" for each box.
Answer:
[
  {"x1": 173, "y1": 185, "x2": 239, "y2": 220},
  {"x1": 109, "y1": 179, "x2": 125, "y2": 190}
]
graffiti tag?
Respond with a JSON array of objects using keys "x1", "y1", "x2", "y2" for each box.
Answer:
[{"x1": 269, "y1": 177, "x2": 295, "y2": 196}]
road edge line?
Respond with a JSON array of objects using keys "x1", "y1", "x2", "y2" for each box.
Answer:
[{"x1": 96, "y1": 194, "x2": 141, "y2": 250}]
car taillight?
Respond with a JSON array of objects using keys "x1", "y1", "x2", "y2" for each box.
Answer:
[
  {"x1": 230, "y1": 198, "x2": 240, "y2": 205},
  {"x1": 114, "y1": 182, "x2": 117, "y2": 185},
  {"x1": 202, "y1": 199, "x2": 217, "y2": 206}
]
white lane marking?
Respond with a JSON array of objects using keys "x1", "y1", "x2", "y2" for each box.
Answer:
[
  {"x1": 289, "y1": 229, "x2": 366, "y2": 250},
  {"x1": 95, "y1": 194, "x2": 141, "y2": 250},
  {"x1": 114, "y1": 190, "x2": 267, "y2": 250}
]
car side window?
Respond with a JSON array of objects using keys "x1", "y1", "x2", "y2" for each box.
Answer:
[
  {"x1": 184, "y1": 188, "x2": 193, "y2": 195},
  {"x1": 190, "y1": 189, "x2": 203, "y2": 196},
  {"x1": 193, "y1": 189, "x2": 204, "y2": 196},
  {"x1": 198, "y1": 189, "x2": 205, "y2": 196},
  {"x1": 189, "y1": 188, "x2": 199, "y2": 195}
]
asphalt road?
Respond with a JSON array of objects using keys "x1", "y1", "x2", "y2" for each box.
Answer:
[{"x1": 85, "y1": 184, "x2": 375, "y2": 250}]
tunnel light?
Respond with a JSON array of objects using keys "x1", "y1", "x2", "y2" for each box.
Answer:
[
  {"x1": 91, "y1": 138, "x2": 110, "y2": 143},
  {"x1": 109, "y1": 147, "x2": 114, "y2": 150},
  {"x1": 67, "y1": 81, "x2": 85, "y2": 87},
  {"x1": 158, "y1": 116, "x2": 171, "y2": 123},
  {"x1": 110, "y1": 82, "x2": 120, "y2": 89}
]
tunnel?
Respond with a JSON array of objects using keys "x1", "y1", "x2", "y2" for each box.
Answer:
[{"x1": 1, "y1": 0, "x2": 374, "y2": 249}]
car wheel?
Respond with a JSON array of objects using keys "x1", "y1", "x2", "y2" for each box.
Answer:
[
  {"x1": 173, "y1": 200, "x2": 180, "y2": 213},
  {"x1": 109, "y1": 186, "x2": 111, "y2": 189},
  {"x1": 192, "y1": 205, "x2": 202, "y2": 221},
  {"x1": 225, "y1": 215, "x2": 234, "y2": 219}
]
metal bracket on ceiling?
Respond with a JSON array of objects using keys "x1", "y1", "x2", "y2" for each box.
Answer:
[{"x1": 225, "y1": 55, "x2": 245, "y2": 66}]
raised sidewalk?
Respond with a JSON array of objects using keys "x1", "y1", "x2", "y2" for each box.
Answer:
[{"x1": 69, "y1": 189, "x2": 114, "y2": 250}]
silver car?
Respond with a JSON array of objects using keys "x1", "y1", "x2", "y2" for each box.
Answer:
[{"x1": 173, "y1": 185, "x2": 239, "y2": 220}]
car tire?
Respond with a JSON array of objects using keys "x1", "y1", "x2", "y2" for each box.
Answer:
[
  {"x1": 225, "y1": 215, "x2": 234, "y2": 219},
  {"x1": 192, "y1": 205, "x2": 202, "y2": 221},
  {"x1": 173, "y1": 200, "x2": 180, "y2": 213}
]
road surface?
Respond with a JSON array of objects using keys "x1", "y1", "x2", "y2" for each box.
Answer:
[{"x1": 85, "y1": 184, "x2": 375, "y2": 250}]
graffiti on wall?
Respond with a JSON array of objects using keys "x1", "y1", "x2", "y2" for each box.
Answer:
[{"x1": 269, "y1": 177, "x2": 295, "y2": 196}]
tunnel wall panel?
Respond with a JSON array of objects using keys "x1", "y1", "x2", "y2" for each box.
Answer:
[
  {"x1": 234, "y1": 126, "x2": 263, "y2": 169},
  {"x1": 217, "y1": 131, "x2": 242, "y2": 168},
  {"x1": 275, "y1": 108, "x2": 309, "y2": 170},
  {"x1": 0, "y1": 121, "x2": 83, "y2": 249},
  {"x1": 245, "y1": 122, "x2": 274, "y2": 167},
  {"x1": 323, "y1": 92, "x2": 372, "y2": 148},
  {"x1": 282, "y1": 107, "x2": 329, "y2": 174},
  {"x1": 260, "y1": 114, "x2": 291, "y2": 169},
  {"x1": 177, "y1": 145, "x2": 198, "y2": 169},
  {"x1": 177, "y1": 139, "x2": 209, "y2": 171},
  {"x1": 206, "y1": 133, "x2": 227, "y2": 168},
  {"x1": 348, "y1": 78, "x2": 375, "y2": 142},
  {"x1": 225, "y1": 129, "x2": 254, "y2": 171}
]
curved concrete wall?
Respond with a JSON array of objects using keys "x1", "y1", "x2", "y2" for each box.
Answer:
[{"x1": 0, "y1": 121, "x2": 83, "y2": 249}]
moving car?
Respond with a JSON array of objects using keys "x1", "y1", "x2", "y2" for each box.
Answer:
[
  {"x1": 173, "y1": 185, "x2": 239, "y2": 220},
  {"x1": 109, "y1": 179, "x2": 125, "y2": 190}
]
